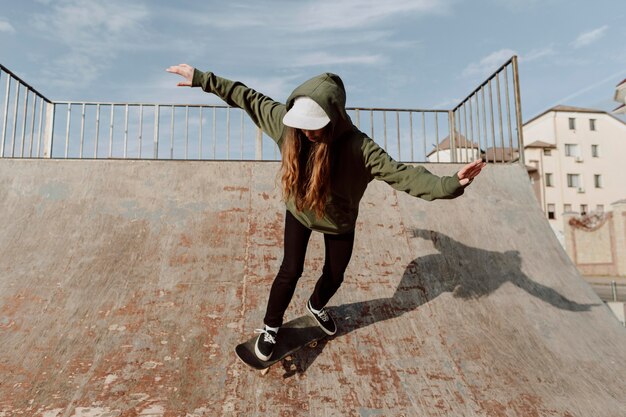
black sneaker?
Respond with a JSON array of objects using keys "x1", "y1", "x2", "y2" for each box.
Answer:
[
  {"x1": 306, "y1": 300, "x2": 336, "y2": 335},
  {"x1": 254, "y1": 327, "x2": 277, "y2": 361}
]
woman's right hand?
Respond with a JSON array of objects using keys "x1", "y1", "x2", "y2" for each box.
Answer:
[{"x1": 166, "y1": 64, "x2": 194, "y2": 87}]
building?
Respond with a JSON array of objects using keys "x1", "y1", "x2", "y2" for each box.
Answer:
[
  {"x1": 425, "y1": 132, "x2": 481, "y2": 163},
  {"x1": 523, "y1": 105, "x2": 626, "y2": 239}
]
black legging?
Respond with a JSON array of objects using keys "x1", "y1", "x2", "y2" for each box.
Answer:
[{"x1": 263, "y1": 211, "x2": 355, "y2": 328}]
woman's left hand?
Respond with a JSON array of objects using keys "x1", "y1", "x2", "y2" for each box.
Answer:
[{"x1": 457, "y1": 159, "x2": 486, "y2": 186}]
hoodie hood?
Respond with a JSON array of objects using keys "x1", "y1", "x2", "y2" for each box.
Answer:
[{"x1": 286, "y1": 73, "x2": 353, "y2": 137}]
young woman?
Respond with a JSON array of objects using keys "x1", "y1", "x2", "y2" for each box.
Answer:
[{"x1": 167, "y1": 64, "x2": 485, "y2": 361}]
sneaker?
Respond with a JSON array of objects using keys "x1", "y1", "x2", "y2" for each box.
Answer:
[
  {"x1": 306, "y1": 300, "x2": 336, "y2": 335},
  {"x1": 254, "y1": 327, "x2": 277, "y2": 361}
]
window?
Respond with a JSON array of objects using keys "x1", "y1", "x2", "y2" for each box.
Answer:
[
  {"x1": 547, "y1": 204, "x2": 556, "y2": 220},
  {"x1": 543, "y1": 148, "x2": 552, "y2": 156},
  {"x1": 564, "y1": 144, "x2": 579, "y2": 157},
  {"x1": 545, "y1": 173, "x2": 554, "y2": 187},
  {"x1": 591, "y1": 144, "x2": 599, "y2": 157},
  {"x1": 594, "y1": 174, "x2": 603, "y2": 188},
  {"x1": 569, "y1": 118, "x2": 576, "y2": 130},
  {"x1": 596, "y1": 205, "x2": 604, "y2": 213},
  {"x1": 564, "y1": 204, "x2": 572, "y2": 212},
  {"x1": 589, "y1": 119, "x2": 596, "y2": 131},
  {"x1": 567, "y1": 174, "x2": 580, "y2": 188},
  {"x1": 580, "y1": 204, "x2": 588, "y2": 215}
]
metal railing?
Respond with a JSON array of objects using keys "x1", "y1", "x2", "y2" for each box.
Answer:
[
  {"x1": 0, "y1": 58, "x2": 524, "y2": 163},
  {"x1": 451, "y1": 56, "x2": 524, "y2": 164},
  {"x1": 0, "y1": 64, "x2": 53, "y2": 158}
]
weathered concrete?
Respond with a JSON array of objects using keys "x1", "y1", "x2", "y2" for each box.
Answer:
[{"x1": 0, "y1": 159, "x2": 624, "y2": 417}]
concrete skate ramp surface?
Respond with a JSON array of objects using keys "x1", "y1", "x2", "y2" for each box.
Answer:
[{"x1": 1, "y1": 159, "x2": 624, "y2": 417}]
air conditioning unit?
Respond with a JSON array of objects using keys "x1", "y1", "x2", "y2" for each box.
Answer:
[
  {"x1": 575, "y1": 156, "x2": 584, "y2": 162},
  {"x1": 577, "y1": 187, "x2": 585, "y2": 193}
]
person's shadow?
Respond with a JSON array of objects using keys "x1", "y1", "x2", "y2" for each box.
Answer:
[{"x1": 281, "y1": 229, "x2": 599, "y2": 377}]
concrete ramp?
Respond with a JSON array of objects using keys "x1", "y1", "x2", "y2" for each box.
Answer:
[{"x1": 1, "y1": 159, "x2": 624, "y2": 417}]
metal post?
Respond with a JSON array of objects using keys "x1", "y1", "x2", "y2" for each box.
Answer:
[
  {"x1": 240, "y1": 109, "x2": 244, "y2": 159},
  {"x1": 43, "y1": 102, "x2": 55, "y2": 158},
  {"x1": 504, "y1": 67, "x2": 513, "y2": 157},
  {"x1": 226, "y1": 107, "x2": 230, "y2": 159},
  {"x1": 184, "y1": 106, "x2": 189, "y2": 159},
  {"x1": 511, "y1": 55, "x2": 525, "y2": 165},
  {"x1": 448, "y1": 111, "x2": 456, "y2": 163},
  {"x1": 36, "y1": 97, "x2": 44, "y2": 157},
  {"x1": 138, "y1": 104, "x2": 144, "y2": 158},
  {"x1": 124, "y1": 104, "x2": 129, "y2": 158},
  {"x1": 409, "y1": 112, "x2": 414, "y2": 162},
  {"x1": 434, "y1": 112, "x2": 440, "y2": 163},
  {"x1": 481, "y1": 88, "x2": 487, "y2": 162},
  {"x1": 109, "y1": 104, "x2": 115, "y2": 158},
  {"x1": 383, "y1": 111, "x2": 388, "y2": 151},
  {"x1": 64, "y1": 103, "x2": 71, "y2": 158},
  {"x1": 154, "y1": 105, "x2": 160, "y2": 159},
  {"x1": 94, "y1": 103, "x2": 101, "y2": 158},
  {"x1": 468, "y1": 96, "x2": 474, "y2": 162},
  {"x1": 463, "y1": 105, "x2": 469, "y2": 162},
  {"x1": 1, "y1": 75, "x2": 11, "y2": 157},
  {"x1": 496, "y1": 73, "x2": 505, "y2": 163},
  {"x1": 170, "y1": 105, "x2": 174, "y2": 159},
  {"x1": 255, "y1": 127, "x2": 263, "y2": 160},
  {"x1": 17, "y1": 87, "x2": 28, "y2": 157},
  {"x1": 10, "y1": 83, "x2": 20, "y2": 157},
  {"x1": 28, "y1": 90, "x2": 36, "y2": 157},
  {"x1": 612, "y1": 281, "x2": 617, "y2": 302},
  {"x1": 79, "y1": 104, "x2": 85, "y2": 158},
  {"x1": 396, "y1": 111, "x2": 401, "y2": 161},
  {"x1": 488, "y1": 80, "x2": 496, "y2": 163}
]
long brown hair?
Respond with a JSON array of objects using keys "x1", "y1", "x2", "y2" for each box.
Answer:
[{"x1": 280, "y1": 126, "x2": 332, "y2": 218}]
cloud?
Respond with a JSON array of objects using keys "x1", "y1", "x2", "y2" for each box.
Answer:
[
  {"x1": 549, "y1": 68, "x2": 626, "y2": 107},
  {"x1": 292, "y1": 0, "x2": 453, "y2": 32},
  {"x1": 292, "y1": 52, "x2": 384, "y2": 68},
  {"x1": 159, "y1": 1, "x2": 439, "y2": 72},
  {"x1": 462, "y1": 46, "x2": 557, "y2": 79},
  {"x1": 30, "y1": 0, "x2": 150, "y2": 88},
  {"x1": 176, "y1": 0, "x2": 453, "y2": 32},
  {"x1": 572, "y1": 25, "x2": 609, "y2": 48},
  {"x1": 522, "y1": 47, "x2": 556, "y2": 63},
  {"x1": 0, "y1": 18, "x2": 15, "y2": 33},
  {"x1": 462, "y1": 49, "x2": 517, "y2": 78}
]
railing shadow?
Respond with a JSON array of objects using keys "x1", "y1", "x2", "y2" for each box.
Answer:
[{"x1": 283, "y1": 229, "x2": 599, "y2": 378}]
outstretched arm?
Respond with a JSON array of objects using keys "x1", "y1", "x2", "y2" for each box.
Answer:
[{"x1": 166, "y1": 64, "x2": 286, "y2": 143}]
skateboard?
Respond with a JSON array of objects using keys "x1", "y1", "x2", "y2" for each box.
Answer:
[{"x1": 235, "y1": 314, "x2": 328, "y2": 375}]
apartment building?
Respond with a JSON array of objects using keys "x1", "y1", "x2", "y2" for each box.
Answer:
[{"x1": 523, "y1": 105, "x2": 626, "y2": 237}]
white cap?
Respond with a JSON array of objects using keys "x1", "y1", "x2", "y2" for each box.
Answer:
[{"x1": 283, "y1": 97, "x2": 330, "y2": 130}]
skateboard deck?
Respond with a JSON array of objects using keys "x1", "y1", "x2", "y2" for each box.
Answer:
[{"x1": 235, "y1": 314, "x2": 327, "y2": 373}]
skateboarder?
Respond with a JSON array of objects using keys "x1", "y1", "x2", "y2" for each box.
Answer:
[{"x1": 167, "y1": 64, "x2": 485, "y2": 361}]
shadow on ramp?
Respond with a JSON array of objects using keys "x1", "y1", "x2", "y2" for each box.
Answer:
[{"x1": 288, "y1": 229, "x2": 600, "y2": 377}]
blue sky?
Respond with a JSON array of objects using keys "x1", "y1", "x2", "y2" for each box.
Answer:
[{"x1": 1, "y1": 0, "x2": 625, "y2": 122}]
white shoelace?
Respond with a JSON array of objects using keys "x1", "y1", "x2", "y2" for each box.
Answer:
[
  {"x1": 316, "y1": 309, "x2": 329, "y2": 322},
  {"x1": 254, "y1": 328, "x2": 277, "y2": 344}
]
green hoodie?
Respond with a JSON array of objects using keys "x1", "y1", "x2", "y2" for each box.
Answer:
[{"x1": 192, "y1": 70, "x2": 465, "y2": 234}]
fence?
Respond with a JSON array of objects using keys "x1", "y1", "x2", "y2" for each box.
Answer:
[{"x1": 0, "y1": 58, "x2": 524, "y2": 163}]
